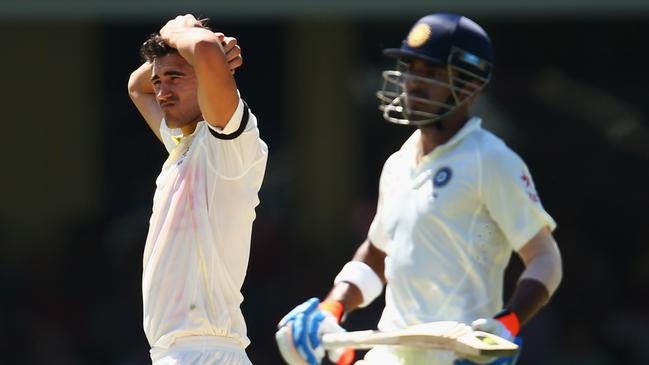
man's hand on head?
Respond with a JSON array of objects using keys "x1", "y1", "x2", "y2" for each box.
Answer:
[
  {"x1": 159, "y1": 14, "x2": 214, "y2": 49},
  {"x1": 160, "y1": 14, "x2": 202, "y2": 38},
  {"x1": 216, "y1": 33, "x2": 242, "y2": 73}
]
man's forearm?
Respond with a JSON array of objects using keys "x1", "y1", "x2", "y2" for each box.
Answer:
[
  {"x1": 162, "y1": 27, "x2": 223, "y2": 67},
  {"x1": 509, "y1": 228, "x2": 562, "y2": 326},
  {"x1": 325, "y1": 282, "x2": 365, "y2": 316},
  {"x1": 325, "y1": 240, "x2": 387, "y2": 317},
  {"x1": 503, "y1": 278, "x2": 550, "y2": 326}
]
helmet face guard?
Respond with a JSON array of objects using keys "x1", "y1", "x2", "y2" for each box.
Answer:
[
  {"x1": 376, "y1": 13, "x2": 494, "y2": 127},
  {"x1": 377, "y1": 47, "x2": 492, "y2": 126}
]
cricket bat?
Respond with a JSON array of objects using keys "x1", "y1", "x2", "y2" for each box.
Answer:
[{"x1": 321, "y1": 321, "x2": 519, "y2": 358}]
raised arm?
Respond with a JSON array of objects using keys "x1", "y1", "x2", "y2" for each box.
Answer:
[
  {"x1": 159, "y1": 15, "x2": 239, "y2": 129},
  {"x1": 128, "y1": 19, "x2": 243, "y2": 141},
  {"x1": 128, "y1": 62, "x2": 163, "y2": 141}
]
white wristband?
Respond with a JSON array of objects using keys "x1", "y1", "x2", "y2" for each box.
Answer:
[{"x1": 334, "y1": 261, "x2": 384, "y2": 308}]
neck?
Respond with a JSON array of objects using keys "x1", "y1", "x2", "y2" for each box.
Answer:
[
  {"x1": 181, "y1": 122, "x2": 198, "y2": 136},
  {"x1": 416, "y1": 110, "x2": 470, "y2": 163},
  {"x1": 180, "y1": 115, "x2": 203, "y2": 136}
]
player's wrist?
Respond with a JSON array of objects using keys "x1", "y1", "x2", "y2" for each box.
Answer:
[
  {"x1": 319, "y1": 299, "x2": 345, "y2": 323},
  {"x1": 333, "y1": 261, "x2": 384, "y2": 308},
  {"x1": 494, "y1": 308, "x2": 520, "y2": 336}
]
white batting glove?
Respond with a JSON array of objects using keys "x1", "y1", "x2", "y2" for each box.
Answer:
[
  {"x1": 472, "y1": 318, "x2": 515, "y2": 342},
  {"x1": 456, "y1": 318, "x2": 514, "y2": 364},
  {"x1": 275, "y1": 298, "x2": 349, "y2": 365}
]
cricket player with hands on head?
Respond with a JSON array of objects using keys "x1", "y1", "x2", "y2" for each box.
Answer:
[
  {"x1": 128, "y1": 14, "x2": 268, "y2": 365},
  {"x1": 276, "y1": 13, "x2": 562, "y2": 365}
]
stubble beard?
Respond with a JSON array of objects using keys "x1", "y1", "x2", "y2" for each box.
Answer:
[{"x1": 163, "y1": 109, "x2": 203, "y2": 129}]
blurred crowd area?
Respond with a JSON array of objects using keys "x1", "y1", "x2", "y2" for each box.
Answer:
[{"x1": 2, "y1": 16, "x2": 649, "y2": 365}]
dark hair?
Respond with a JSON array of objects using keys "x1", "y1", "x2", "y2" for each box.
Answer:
[
  {"x1": 139, "y1": 34, "x2": 177, "y2": 63},
  {"x1": 139, "y1": 19, "x2": 212, "y2": 63}
]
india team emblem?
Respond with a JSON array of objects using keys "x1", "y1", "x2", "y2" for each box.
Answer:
[
  {"x1": 407, "y1": 23, "x2": 432, "y2": 48},
  {"x1": 433, "y1": 166, "x2": 452, "y2": 187}
]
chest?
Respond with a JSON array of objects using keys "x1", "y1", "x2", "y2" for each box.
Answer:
[
  {"x1": 381, "y1": 154, "x2": 481, "y2": 226},
  {"x1": 156, "y1": 135, "x2": 199, "y2": 186}
]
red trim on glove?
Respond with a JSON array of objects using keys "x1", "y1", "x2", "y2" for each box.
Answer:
[
  {"x1": 495, "y1": 310, "x2": 520, "y2": 336},
  {"x1": 318, "y1": 300, "x2": 355, "y2": 365},
  {"x1": 337, "y1": 348, "x2": 355, "y2": 365},
  {"x1": 318, "y1": 300, "x2": 344, "y2": 322}
]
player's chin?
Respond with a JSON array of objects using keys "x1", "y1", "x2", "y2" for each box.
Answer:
[
  {"x1": 162, "y1": 110, "x2": 182, "y2": 125},
  {"x1": 406, "y1": 105, "x2": 439, "y2": 121},
  {"x1": 164, "y1": 116, "x2": 182, "y2": 129}
]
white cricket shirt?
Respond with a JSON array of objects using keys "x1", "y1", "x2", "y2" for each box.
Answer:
[
  {"x1": 368, "y1": 117, "x2": 556, "y2": 332},
  {"x1": 142, "y1": 99, "x2": 268, "y2": 350}
]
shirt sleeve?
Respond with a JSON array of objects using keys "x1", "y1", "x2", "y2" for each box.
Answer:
[
  {"x1": 481, "y1": 148, "x2": 557, "y2": 251},
  {"x1": 203, "y1": 99, "x2": 268, "y2": 179},
  {"x1": 206, "y1": 98, "x2": 247, "y2": 139}
]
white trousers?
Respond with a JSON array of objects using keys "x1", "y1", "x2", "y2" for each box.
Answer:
[
  {"x1": 355, "y1": 345, "x2": 455, "y2": 365},
  {"x1": 150, "y1": 336, "x2": 252, "y2": 365}
]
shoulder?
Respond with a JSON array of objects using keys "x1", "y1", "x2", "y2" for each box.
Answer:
[
  {"x1": 470, "y1": 129, "x2": 525, "y2": 169},
  {"x1": 381, "y1": 131, "x2": 417, "y2": 176},
  {"x1": 383, "y1": 150, "x2": 405, "y2": 171}
]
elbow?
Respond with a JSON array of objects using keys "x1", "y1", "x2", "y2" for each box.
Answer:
[
  {"x1": 520, "y1": 248, "x2": 563, "y2": 298},
  {"x1": 128, "y1": 71, "x2": 154, "y2": 100},
  {"x1": 127, "y1": 72, "x2": 140, "y2": 95}
]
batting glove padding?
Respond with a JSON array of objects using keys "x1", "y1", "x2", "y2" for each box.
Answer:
[{"x1": 276, "y1": 298, "x2": 349, "y2": 365}]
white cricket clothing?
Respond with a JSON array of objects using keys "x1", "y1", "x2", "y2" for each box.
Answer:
[
  {"x1": 142, "y1": 99, "x2": 268, "y2": 352},
  {"x1": 150, "y1": 336, "x2": 252, "y2": 365},
  {"x1": 367, "y1": 117, "x2": 555, "y2": 363}
]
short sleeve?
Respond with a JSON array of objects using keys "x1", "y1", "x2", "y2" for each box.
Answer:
[
  {"x1": 206, "y1": 98, "x2": 247, "y2": 139},
  {"x1": 481, "y1": 148, "x2": 556, "y2": 251},
  {"x1": 203, "y1": 99, "x2": 268, "y2": 179}
]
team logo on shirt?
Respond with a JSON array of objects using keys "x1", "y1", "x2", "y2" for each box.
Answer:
[{"x1": 433, "y1": 166, "x2": 452, "y2": 187}]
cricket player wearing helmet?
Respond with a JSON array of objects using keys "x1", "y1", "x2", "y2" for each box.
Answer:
[
  {"x1": 276, "y1": 13, "x2": 562, "y2": 365},
  {"x1": 128, "y1": 14, "x2": 268, "y2": 365}
]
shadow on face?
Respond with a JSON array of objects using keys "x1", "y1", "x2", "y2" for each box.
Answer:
[{"x1": 151, "y1": 53, "x2": 202, "y2": 129}]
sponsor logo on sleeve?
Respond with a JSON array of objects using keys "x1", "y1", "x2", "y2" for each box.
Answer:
[{"x1": 521, "y1": 173, "x2": 539, "y2": 202}]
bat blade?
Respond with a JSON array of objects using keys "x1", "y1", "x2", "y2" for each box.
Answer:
[{"x1": 321, "y1": 321, "x2": 519, "y2": 358}]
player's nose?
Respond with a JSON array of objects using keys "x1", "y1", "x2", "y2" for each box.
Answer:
[
  {"x1": 156, "y1": 84, "x2": 173, "y2": 100},
  {"x1": 404, "y1": 74, "x2": 426, "y2": 91}
]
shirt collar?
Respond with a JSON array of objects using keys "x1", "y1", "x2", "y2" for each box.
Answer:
[
  {"x1": 438, "y1": 116, "x2": 482, "y2": 151},
  {"x1": 402, "y1": 117, "x2": 482, "y2": 168},
  {"x1": 166, "y1": 119, "x2": 206, "y2": 144}
]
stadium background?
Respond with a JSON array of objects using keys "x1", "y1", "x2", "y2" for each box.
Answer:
[{"x1": 2, "y1": 0, "x2": 649, "y2": 363}]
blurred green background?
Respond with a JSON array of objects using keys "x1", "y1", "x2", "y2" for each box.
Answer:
[{"x1": 2, "y1": 1, "x2": 649, "y2": 364}]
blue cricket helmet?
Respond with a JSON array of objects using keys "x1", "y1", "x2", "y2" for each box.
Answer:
[
  {"x1": 377, "y1": 13, "x2": 495, "y2": 126},
  {"x1": 383, "y1": 13, "x2": 494, "y2": 79}
]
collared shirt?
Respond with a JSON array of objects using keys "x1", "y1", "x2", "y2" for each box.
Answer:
[
  {"x1": 368, "y1": 117, "x2": 555, "y2": 333},
  {"x1": 142, "y1": 99, "x2": 268, "y2": 349}
]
